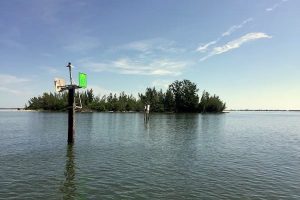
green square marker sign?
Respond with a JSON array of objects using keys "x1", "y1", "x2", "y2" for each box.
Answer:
[{"x1": 79, "y1": 72, "x2": 87, "y2": 88}]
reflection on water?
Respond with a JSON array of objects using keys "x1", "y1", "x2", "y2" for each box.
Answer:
[
  {"x1": 200, "y1": 113, "x2": 225, "y2": 133},
  {"x1": 144, "y1": 117, "x2": 150, "y2": 133},
  {"x1": 60, "y1": 144, "x2": 77, "y2": 200},
  {"x1": 1, "y1": 112, "x2": 300, "y2": 199}
]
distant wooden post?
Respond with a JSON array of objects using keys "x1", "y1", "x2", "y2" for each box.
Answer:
[
  {"x1": 144, "y1": 104, "x2": 150, "y2": 122},
  {"x1": 68, "y1": 87, "x2": 75, "y2": 144}
]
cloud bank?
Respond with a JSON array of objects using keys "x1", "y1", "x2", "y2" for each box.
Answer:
[{"x1": 86, "y1": 58, "x2": 187, "y2": 76}]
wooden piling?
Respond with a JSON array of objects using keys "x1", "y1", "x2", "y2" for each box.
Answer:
[{"x1": 68, "y1": 87, "x2": 75, "y2": 144}]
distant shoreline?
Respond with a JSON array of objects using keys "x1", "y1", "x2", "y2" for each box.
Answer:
[
  {"x1": 0, "y1": 108, "x2": 24, "y2": 111},
  {"x1": 226, "y1": 109, "x2": 300, "y2": 112},
  {"x1": 1, "y1": 108, "x2": 300, "y2": 112}
]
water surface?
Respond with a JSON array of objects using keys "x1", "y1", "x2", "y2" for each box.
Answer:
[{"x1": 0, "y1": 111, "x2": 300, "y2": 199}]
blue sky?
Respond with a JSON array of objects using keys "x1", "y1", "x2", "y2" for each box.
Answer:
[{"x1": 0, "y1": 0, "x2": 299, "y2": 109}]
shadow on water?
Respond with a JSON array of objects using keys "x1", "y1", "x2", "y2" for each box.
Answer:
[{"x1": 60, "y1": 144, "x2": 77, "y2": 200}]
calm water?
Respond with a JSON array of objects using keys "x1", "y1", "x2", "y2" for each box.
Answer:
[{"x1": 0, "y1": 111, "x2": 300, "y2": 199}]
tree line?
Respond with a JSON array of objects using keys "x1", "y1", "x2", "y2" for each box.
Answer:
[{"x1": 25, "y1": 79, "x2": 226, "y2": 113}]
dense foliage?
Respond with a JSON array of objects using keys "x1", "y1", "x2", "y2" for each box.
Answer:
[
  {"x1": 169, "y1": 80, "x2": 199, "y2": 112},
  {"x1": 25, "y1": 80, "x2": 226, "y2": 113},
  {"x1": 198, "y1": 91, "x2": 226, "y2": 113}
]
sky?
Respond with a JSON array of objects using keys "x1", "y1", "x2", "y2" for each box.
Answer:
[{"x1": 0, "y1": 0, "x2": 299, "y2": 109}]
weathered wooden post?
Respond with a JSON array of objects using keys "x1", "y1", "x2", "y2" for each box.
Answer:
[
  {"x1": 54, "y1": 62, "x2": 87, "y2": 144},
  {"x1": 68, "y1": 87, "x2": 75, "y2": 144},
  {"x1": 66, "y1": 62, "x2": 76, "y2": 144},
  {"x1": 144, "y1": 104, "x2": 150, "y2": 122}
]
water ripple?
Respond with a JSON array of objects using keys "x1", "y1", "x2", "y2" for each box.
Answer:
[{"x1": 1, "y1": 112, "x2": 300, "y2": 199}]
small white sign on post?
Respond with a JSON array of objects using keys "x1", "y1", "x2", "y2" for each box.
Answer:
[{"x1": 54, "y1": 78, "x2": 66, "y2": 92}]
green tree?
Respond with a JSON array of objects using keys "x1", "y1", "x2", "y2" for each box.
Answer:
[
  {"x1": 86, "y1": 89, "x2": 94, "y2": 105},
  {"x1": 169, "y1": 80, "x2": 199, "y2": 112},
  {"x1": 25, "y1": 80, "x2": 226, "y2": 113},
  {"x1": 164, "y1": 89, "x2": 175, "y2": 112},
  {"x1": 198, "y1": 91, "x2": 226, "y2": 113},
  {"x1": 139, "y1": 87, "x2": 160, "y2": 112}
]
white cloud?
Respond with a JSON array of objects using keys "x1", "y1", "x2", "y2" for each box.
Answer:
[
  {"x1": 197, "y1": 0, "x2": 287, "y2": 58},
  {"x1": 213, "y1": 33, "x2": 272, "y2": 54},
  {"x1": 0, "y1": 74, "x2": 29, "y2": 85},
  {"x1": 200, "y1": 32, "x2": 272, "y2": 61},
  {"x1": 87, "y1": 58, "x2": 187, "y2": 76},
  {"x1": 266, "y1": 3, "x2": 280, "y2": 12},
  {"x1": 266, "y1": 0, "x2": 288, "y2": 12},
  {"x1": 117, "y1": 38, "x2": 185, "y2": 54},
  {"x1": 87, "y1": 38, "x2": 187, "y2": 77},
  {"x1": 196, "y1": 40, "x2": 218, "y2": 52},
  {"x1": 222, "y1": 18, "x2": 253, "y2": 37},
  {"x1": 196, "y1": 18, "x2": 253, "y2": 53}
]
